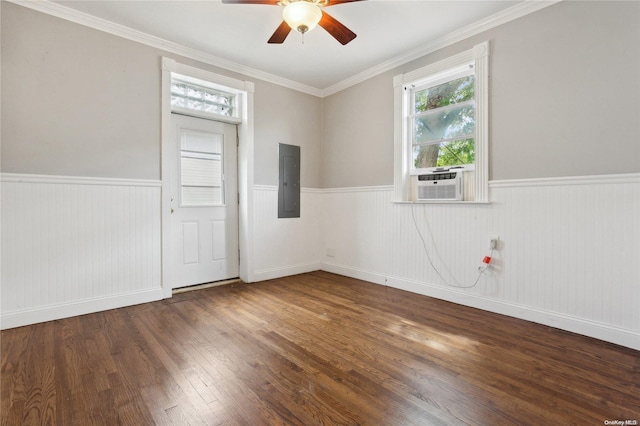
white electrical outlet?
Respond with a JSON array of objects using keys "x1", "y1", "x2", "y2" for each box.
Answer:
[{"x1": 489, "y1": 236, "x2": 499, "y2": 250}]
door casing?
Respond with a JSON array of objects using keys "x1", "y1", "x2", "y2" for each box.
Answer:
[{"x1": 161, "y1": 58, "x2": 255, "y2": 298}]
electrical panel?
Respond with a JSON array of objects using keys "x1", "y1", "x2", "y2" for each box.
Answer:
[{"x1": 278, "y1": 143, "x2": 300, "y2": 218}]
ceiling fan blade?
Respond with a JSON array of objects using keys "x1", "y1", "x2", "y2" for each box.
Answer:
[
  {"x1": 318, "y1": 11, "x2": 357, "y2": 45},
  {"x1": 325, "y1": 0, "x2": 366, "y2": 6},
  {"x1": 221, "y1": 0, "x2": 279, "y2": 4},
  {"x1": 268, "y1": 21, "x2": 292, "y2": 44}
]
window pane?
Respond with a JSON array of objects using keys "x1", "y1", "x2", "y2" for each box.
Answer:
[
  {"x1": 181, "y1": 157, "x2": 221, "y2": 187},
  {"x1": 171, "y1": 82, "x2": 186, "y2": 96},
  {"x1": 414, "y1": 75, "x2": 474, "y2": 112},
  {"x1": 171, "y1": 79, "x2": 236, "y2": 117},
  {"x1": 171, "y1": 96, "x2": 185, "y2": 108},
  {"x1": 180, "y1": 129, "x2": 224, "y2": 206},
  {"x1": 413, "y1": 138, "x2": 475, "y2": 168},
  {"x1": 414, "y1": 103, "x2": 475, "y2": 144}
]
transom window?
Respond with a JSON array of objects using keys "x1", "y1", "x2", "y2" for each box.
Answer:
[{"x1": 170, "y1": 73, "x2": 241, "y2": 123}]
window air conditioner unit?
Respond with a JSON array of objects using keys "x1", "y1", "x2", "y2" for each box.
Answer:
[{"x1": 417, "y1": 171, "x2": 464, "y2": 201}]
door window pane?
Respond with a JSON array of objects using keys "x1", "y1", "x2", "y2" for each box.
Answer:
[{"x1": 180, "y1": 130, "x2": 224, "y2": 206}]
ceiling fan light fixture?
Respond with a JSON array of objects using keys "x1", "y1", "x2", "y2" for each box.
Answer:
[{"x1": 282, "y1": 1, "x2": 322, "y2": 34}]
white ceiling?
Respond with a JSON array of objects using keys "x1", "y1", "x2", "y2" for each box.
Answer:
[{"x1": 51, "y1": 0, "x2": 524, "y2": 92}]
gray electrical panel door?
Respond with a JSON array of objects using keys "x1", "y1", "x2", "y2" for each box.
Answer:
[{"x1": 278, "y1": 143, "x2": 300, "y2": 218}]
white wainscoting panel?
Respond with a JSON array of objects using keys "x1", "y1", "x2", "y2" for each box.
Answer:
[
  {"x1": 1, "y1": 174, "x2": 163, "y2": 328},
  {"x1": 321, "y1": 175, "x2": 640, "y2": 350},
  {"x1": 252, "y1": 186, "x2": 322, "y2": 281}
]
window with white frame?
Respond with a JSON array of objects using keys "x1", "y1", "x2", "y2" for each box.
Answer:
[
  {"x1": 411, "y1": 67, "x2": 475, "y2": 171},
  {"x1": 394, "y1": 41, "x2": 490, "y2": 202}
]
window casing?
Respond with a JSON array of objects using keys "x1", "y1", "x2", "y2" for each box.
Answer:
[{"x1": 394, "y1": 42, "x2": 490, "y2": 202}]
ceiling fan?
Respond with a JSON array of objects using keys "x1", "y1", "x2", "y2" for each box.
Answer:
[{"x1": 221, "y1": 0, "x2": 366, "y2": 45}]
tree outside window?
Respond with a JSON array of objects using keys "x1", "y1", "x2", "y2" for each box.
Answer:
[{"x1": 412, "y1": 74, "x2": 475, "y2": 169}]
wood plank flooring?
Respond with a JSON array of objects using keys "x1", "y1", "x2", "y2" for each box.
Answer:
[{"x1": 2, "y1": 271, "x2": 639, "y2": 425}]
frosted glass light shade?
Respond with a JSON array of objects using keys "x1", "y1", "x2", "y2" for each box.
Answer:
[{"x1": 283, "y1": 1, "x2": 322, "y2": 34}]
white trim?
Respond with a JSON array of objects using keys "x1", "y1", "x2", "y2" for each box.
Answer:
[
  {"x1": 382, "y1": 274, "x2": 640, "y2": 351},
  {"x1": 253, "y1": 184, "x2": 279, "y2": 192},
  {"x1": 393, "y1": 200, "x2": 491, "y2": 206},
  {"x1": 321, "y1": 173, "x2": 640, "y2": 349},
  {"x1": 257, "y1": 174, "x2": 640, "y2": 194},
  {"x1": 171, "y1": 107, "x2": 242, "y2": 126},
  {"x1": 313, "y1": 174, "x2": 640, "y2": 194},
  {"x1": 252, "y1": 262, "x2": 322, "y2": 282},
  {"x1": 254, "y1": 185, "x2": 331, "y2": 193},
  {"x1": 8, "y1": 0, "x2": 322, "y2": 97},
  {"x1": 161, "y1": 59, "x2": 255, "y2": 293},
  {"x1": 8, "y1": 0, "x2": 559, "y2": 97},
  {"x1": 164, "y1": 58, "x2": 251, "y2": 93},
  {"x1": 0, "y1": 172, "x2": 161, "y2": 187},
  {"x1": 395, "y1": 41, "x2": 490, "y2": 203},
  {"x1": 393, "y1": 75, "x2": 407, "y2": 202},
  {"x1": 1, "y1": 175, "x2": 163, "y2": 329},
  {"x1": 321, "y1": 255, "x2": 639, "y2": 351},
  {"x1": 474, "y1": 42, "x2": 490, "y2": 203},
  {"x1": 490, "y1": 173, "x2": 640, "y2": 188},
  {"x1": 320, "y1": 185, "x2": 394, "y2": 194},
  {"x1": 321, "y1": 1, "x2": 560, "y2": 96},
  {"x1": 321, "y1": 262, "x2": 387, "y2": 287},
  {"x1": 1, "y1": 288, "x2": 164, "y2": 330},
  {"x1": 300, "y1": 187, "x2": 325, "y2": 194}
]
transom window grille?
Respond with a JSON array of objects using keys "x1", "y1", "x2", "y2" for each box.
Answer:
[
  {"x1": 180, "y1": 129, "x2": 224, "y2": 206},
  {"x1": 171, "y1": 79, "x2": 236, "y2": 118}
]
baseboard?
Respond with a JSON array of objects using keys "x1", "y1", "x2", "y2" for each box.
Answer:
[
  {"x1": 322, "y1": 263, "x2": 639, "y2": 351},
  {"x1": 1, "y1": 288, "x2": 164, "y2": 330},
  {"x1": 321, "y1": 262, "x2": 388, "y2": 286},
  {"x1": 252, "y1": 262, "x2": 322, "y2": 282}
]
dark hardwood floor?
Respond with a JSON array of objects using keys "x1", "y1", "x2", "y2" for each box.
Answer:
[{"x1": 2, "y1": 271, "x2": 639, "y2": 425}]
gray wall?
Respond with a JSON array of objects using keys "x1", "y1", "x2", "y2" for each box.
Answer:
[
  {"x1": 3, "y1": 1, "x2": 638, "y2": 188},
  {"x1": 2, "y1": 3, "x2": 161, "y2": 180},
  {"x1": 253, "y1": 80, "x2": 322, "y2": 187},
  {"x1": 321, "y1": 1, "x2": 640, "y2": 187},
  {"x1": 321, "y1": 72, "x2": 394, "y2": 188},
  {"x1": 1, "y1": 2, "x2": 323, "y2": 187}
]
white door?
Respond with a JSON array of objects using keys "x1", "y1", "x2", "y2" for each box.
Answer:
[{"x1": 170, "y1": 113, "x2": 238, "y2": 289}]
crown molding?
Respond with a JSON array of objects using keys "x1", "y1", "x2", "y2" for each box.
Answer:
[
  {"x1": 6, "y1": 0, "x2": 323, "y2": 97},
  {"x1": 8, "y1": 0, "x2": 559, "y2": 98},
  {"x1": 320, "y1": 0, "x2": 561, "y2": 97}
]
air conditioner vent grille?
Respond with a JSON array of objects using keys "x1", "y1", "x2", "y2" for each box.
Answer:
[{"x1": 417, "y1": 172, "x2": 464, "y2": 201}]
